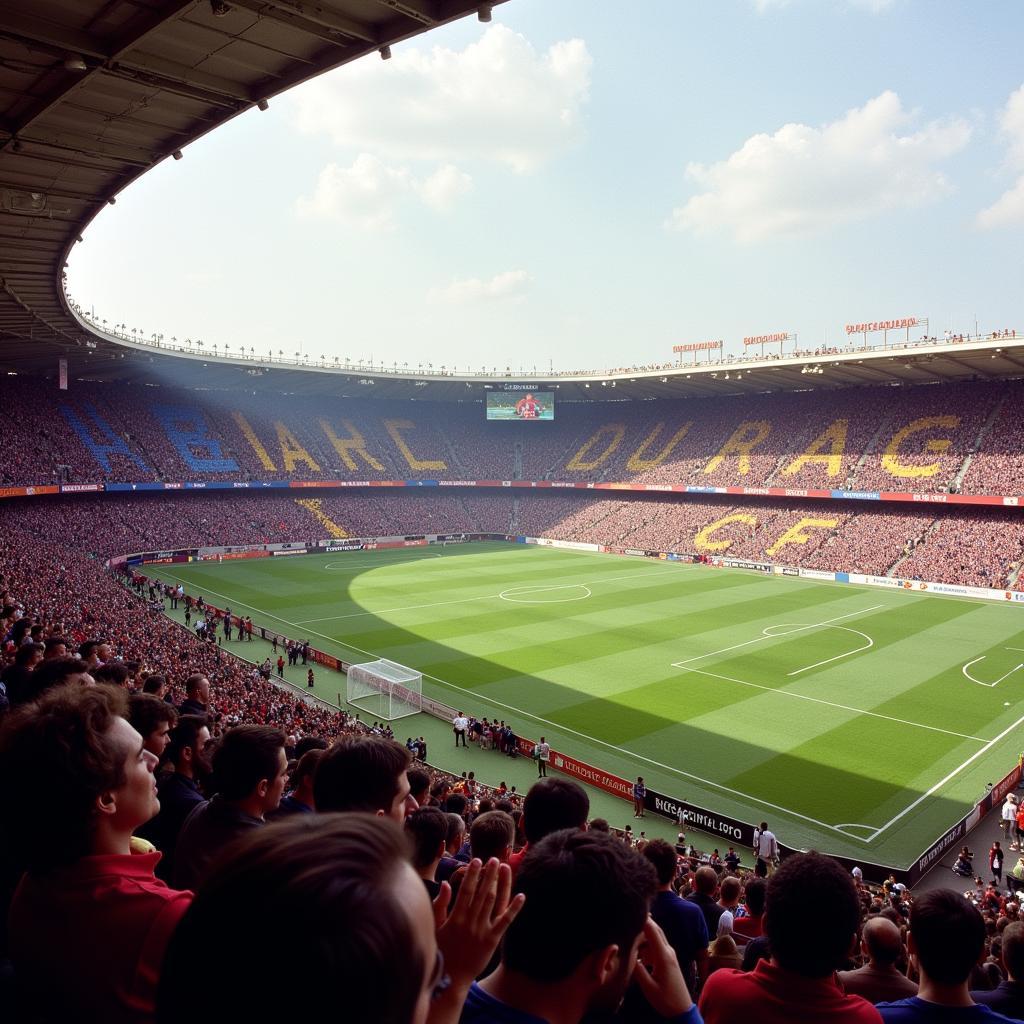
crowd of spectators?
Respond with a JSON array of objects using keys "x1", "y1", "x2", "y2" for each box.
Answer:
[{"x1": 3, "y1": 376, "x2": 1024, "y2": 497}]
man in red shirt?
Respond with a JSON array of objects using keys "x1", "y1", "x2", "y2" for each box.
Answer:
[
  {"x1": 1, "y1": 684, "x2": 193, "y2": 1024},
  {"x1": 699, "y1": 851, "x2": 881, "y2": 1024}
]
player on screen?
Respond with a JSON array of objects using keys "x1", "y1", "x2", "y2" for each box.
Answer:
[{"x1": 514, "y1": 393, "x2": 542, "y2": 419}]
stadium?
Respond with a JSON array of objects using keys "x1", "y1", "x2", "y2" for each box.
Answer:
[{"x1": 2, "y1": 2, "x2": 1024, "y2": 1022}]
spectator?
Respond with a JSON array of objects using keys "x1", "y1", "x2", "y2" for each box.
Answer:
[
  {"x1": 641, "y1": 838, "x2": 709, "y2": 998},
  {"x1": 127, "y1": 692, "x2": 178, "y2": 758},
  {"x1": 11, "y1": 655, "x2": 94, "y2": 705},
  {"x1": 0, "y1": 640, "x2": 44, "y2": 708},
  {"x1": 137, "y1": 714, "x2": 211, "y2": 882},
  {"x1": 469, "y1": 810, "x2": 516, "y2": 864},
  {"x1": 407, "y1": 805, "x2": 450, "y2": 899},
  {"x1": 313, "y1": 734, "x2": 414, "y2": 821},
  {"x1": 879, "y1": 889, "x2": 1016, "y2": 1021},
  {"x1": 172, "y1": 724, "x2": 287, "y2": 891},
  {"x1": 437, "y1": 812, "x2": 468, "y2": 884},
  {"x1": 158, "y1": 813, "x2": 521, "y2": 1024},
  {"x1": 509, "y1": 777, "x2": 590, "y2": 872},
  {"x1": 0, "y1": 684, "x2": 192, "y2": 1023},
  {"x1": 733, "y1": 877, "x2": 767, "y2": 942},
  {"x1": 268, "y1": 746, "x2": 322, "y2": 818},
  {"x1": 408, "y1": 766, "x2": 432, "y2": 807},
  {"x1": 753, "y1": 821, "x2": 779, "y2": 877},
  {"x1": 838, "y1": 917, "x2": 918, "y2": 1004},
  {"x1": 178, "y1": 673, "x2": 210, "y2": 717},
  {"x1": 687, "y1": 866, "x2": 726, "y2": 937},
  {"x1": 699, "y1": 851, "x2": 881, "y2": 1023},
  {"x1": 972, "y1": 921, "x2": 1024, "y2": 1018},
  {"x1": 461, "y1": 828, "x2": 697, "y2": 1024}
]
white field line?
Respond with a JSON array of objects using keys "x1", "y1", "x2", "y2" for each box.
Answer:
[
  {"x1": 155, "y1": 568, "x2": 857, "y2": 840},
  {"x1": 323, "y1": 553, "x2": 443, "y2": 571},
  {"x1": 675, "y1": 666, "x2": 988, "y2": 743},
  {"x1": 865, "y1": 710, "x2": 1024, "y2": 843},
  {"x1": 297, "y1": 566, "x2": 699, "y2": 625},
  {"x1": 786, "y1": 626, "x2": 874, "y2": 676},
  {"x1": 670, "y1": 605, "x2": 887, "y2": 668},
  {"x1": 962, "y1": 652, "x2": 1024, "y2": 688}
]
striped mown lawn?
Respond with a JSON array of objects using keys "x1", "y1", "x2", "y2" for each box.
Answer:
[{"x1": 159, "y1": 542, "x2": 1024, "y2": 867}]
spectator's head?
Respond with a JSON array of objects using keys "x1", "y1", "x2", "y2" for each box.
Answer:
[
  {"x1": 313, "y1": 735, "x2": 412, "y2": 822},
  {"x1": 861, "y1": 916, "x2": 904, "y2": 968},
  {"x1": 500, "y1": 829, "x2": 657, "y2": 1014},
  {"x1": 641, "y1": 839, "x2": 679, "y2": 887},
  {"x1": 694, "y1": 866, "x2": 718, "y2": 897},
  {"x1": 16, "y1": 656, "x2": 93, "y2": 703},
  {"x1": 407, "y1": 767, "x2": 431, "y2": 807},
  {"x1": 92, "y1": 662, "x2": 129, "y2": 688},
  {"x1": 13, "y1": 641, "x2": 44, "y2": 670},
  {"x1": 445, "y1": 812, "x2": 466, "y2": 854},
  {"x1": 719, "y1": 875, "x2": 741, "y2": 908},
  {"x1": 288, "y1": 748, "x2": 324, "y2": 809},
  {"x1": 743, "y1": 877, "x2": 767, "y2": 917},
  {"x1": 764, "y1": 852, "x2": 860, "y2": 978},
  {"x1": 127, "y1": 693, "x2": 178, "y2": 758},
  {"x1": 212, "y1": 725, "x2": 288, "y2": 817},
  {"x1": 158, "y1": 815, "x2": 440, "y2": 1024},
  {"x1": 1001, "y1": 921, "x2": 1024, "y2": 982},
  {"x1": 43, "y1": 637, "x2": 68, "y2": 660},
  {"x1": 589, "y1": 818, "x2": 610, "y2": 833},
  {"x1": 0, "y1": 684, "x2": 159, "y2": 870},
  {"x1": 142, "y1": 673, "x2": 168, "y2": 697},
  {"x1": 405, "y1": 806, "x2": 449, "y2": 876},
  {"x1": 184, "y1": 673, "x2": 210, "y2": 705},
  {"x1": 294, "y1": 735, "x2": 328, "y2": 759},
  {"x1": 908, "y1": 889, "x2": 986, "y2": 988},
  {"x1": 445, "y1": 792, "x2": 468, "y2": 817},
  {"x1": 522, "y1": 778, "x2": 590, "y2": 845},
  {"x1": 470, "y1": 810, "x2": 515, "y2": 863},
  {"x1": 78, "y1": 639, "x2": 101, "y2": 668},
  {"x1": 166, "y1": 714, "x2": 212, "y2": 778}
]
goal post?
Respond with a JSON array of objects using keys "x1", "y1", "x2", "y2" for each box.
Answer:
[{"x1": 346, "y1": 659, "x2": 422, "y2": 721}]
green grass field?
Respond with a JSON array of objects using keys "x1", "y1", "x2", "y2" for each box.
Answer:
[{"x1": 157, "y1": 542, "x2": 1024, "y2": 868}]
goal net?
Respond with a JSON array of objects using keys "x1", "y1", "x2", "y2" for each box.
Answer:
[{"x1": 346, "y1": 659, "x2": 422, "y2": 721}]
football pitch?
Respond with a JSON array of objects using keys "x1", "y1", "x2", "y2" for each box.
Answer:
[{"x1": 158, "y1": 542, "x2": 1024, "y2": 868}]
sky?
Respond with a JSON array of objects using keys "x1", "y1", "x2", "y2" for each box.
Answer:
[{"x1": 68, "y1": 0, "x2": 1024, "y2": 374}]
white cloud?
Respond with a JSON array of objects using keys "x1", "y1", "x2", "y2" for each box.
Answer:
[
  {"x1": 417, "y1": 164, "x2": 473, "y2": 211},
  {"x1": 290, "y1": 25, "x2": 591, "y2": 174},
  {"x1": 668, "y1": 91, "x2": 970, "y2": 242},
  {"x1": 428, "y1": 270, "x2": 531, "y2": 305},
  {"x1": 295, "y1": 154, "x2": 472, "y2": 229},
  {"x1": 977, "y1": 84, "x2": 1024, "y2": 229}
]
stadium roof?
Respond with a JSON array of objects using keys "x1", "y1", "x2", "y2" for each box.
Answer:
[
  {"x1": 2, "y1": 0, "x2": 1023, "y2": 404},
  {"x1": 0, "y1": 0, "x2": 507, "y2": 364}
]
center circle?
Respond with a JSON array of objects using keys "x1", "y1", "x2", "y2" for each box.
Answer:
[{"x1": 499, "y1": 584, "x2": 593, "y2": 604}]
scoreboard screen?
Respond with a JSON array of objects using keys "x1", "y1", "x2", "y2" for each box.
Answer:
[{"x1": 486, "y1": 391, "x2": 555, "y2": 421}]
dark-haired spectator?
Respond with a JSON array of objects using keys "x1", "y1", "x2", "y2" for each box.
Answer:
[
  {"x1": 159, "y1": 814, "x2": 523, "y2": 1024},
  {"x1": 641, "y1": 837, "x2": 709, "y2": 999},
  {"x1": 178, "y1": 673, "x2": 210, "y2": 717},
  {"x1": 700, "y1": 851, "x2": 881, "y2": 1023},
  {"x1": 973, "y1": 920, "x2": 1024, "y2": 1018},
  {"x1": 11, "y1": 655, "x2": 94, "y2": 705},
  {"x1": 42, "y1": 637, "x2": 68, "y2": 659},
  {"x1": 462, "y1": 828, "x2": 696, "y2": 1024},
  {"x1": 0, "y1": 640, "x2": 44, "y2": 709},
  {"x1": 139, "y1": 714, "x2": 211, "y2": 882},
  {"x1": 470, "y1": 810, "x2": 516, "y2": 864},
  {"x1": 839, "y1": 917, "x2": 918, "y2": 1004},
  {"x1": 508, "y1": 777, "x2": 590, "y2": 873},
  {"x1": 127, "y1": 692, "x2": 178, "y2": 758},
  {"x1": 589, "y1": 817, "x2": 610, "y2": 833},
  {"x1": 732, "y1": 877, "x2": 766, "y2": 942},
  {"x1": 172, "y1": 724, "x2": 287, "y2": 891},
  {"x1": 408, "y1": 766, "x2": 432, "y2": 807},
  {"x1": 407, "y1": 805, "x2": 450, "y2": 899},
  {"x1": 142, "y1": 673, "x2": 169, "y2": 698},
  {"x1": 437, "y1": 812, "x2": 468, "y2": 884},
  {"x1": 879, "y1": 889, "x2": 1016, "y2": 1021},
  {"x1": 313, "y1": 734, "x2": 413, "y2": 821},
  {"x1": 294, "y1": 734, "x2": 327, "y2": 759},
  {"x1": 268, "y1": 746, "x2": 322, "y2": 818},
  {"x1": 94, "y1": 661, "x2": 131, "y2": 689},
  {"x1": 78, "y1": 638, "x2": 102, "y2": 670},
  {"x1": 0, "y1": 684, "x2": 192, "y2": 1023}
]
